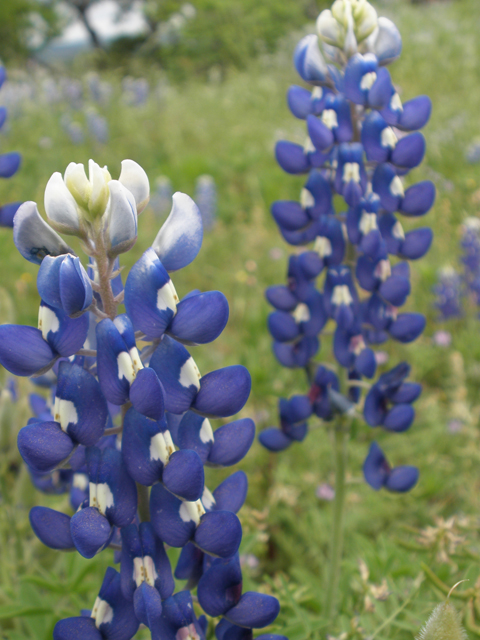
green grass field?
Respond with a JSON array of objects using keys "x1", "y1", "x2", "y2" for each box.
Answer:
[{"x1": 1, "y1": 1, "x2": 480, "y2": 638}]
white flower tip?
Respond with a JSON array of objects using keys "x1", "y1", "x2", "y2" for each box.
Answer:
[{"x1": 119, "y1": 159, "x2": 150, "y2": 214}]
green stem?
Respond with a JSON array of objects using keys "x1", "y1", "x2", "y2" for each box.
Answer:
[{"x1": 325, "y1": 419, "x2": 349, "y2": 620}]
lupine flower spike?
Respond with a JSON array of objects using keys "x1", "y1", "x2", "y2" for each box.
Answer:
[
  {"x1": 261, "y1": 0, "x2": 433, "y2": 618},
  {"x1": 3, "y1": 158, "x2": 286, "y2": 637}
]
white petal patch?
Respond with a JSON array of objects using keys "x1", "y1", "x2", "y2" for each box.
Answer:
[
  {"x1": 201, "y1": 486, "x2": 216, "y2": 510},
  {"x1": 392, "y1": 220, "x2": 405, "y2": 240},
  {"x1": 54, "y1": 397, "x2": 78, "y2": 432},
  {"x1": 300, "y1": 188, "x2": 315, "y2": 209},
  {"x1": 179, "y1": 357, "x2": 201, "y2": 390},
  {"x1": 380, "y1": 127, "x2": 397, "y2": 149},
  {"x1": 374, "y1": 259, "x2": 391, "y2": 282},
  {"x1": 133, "y1": 555, "x2": 158, "y2": 588},
  {"x1": 390, "y1": 176, "x2": 405, "y2": 198},
  {"x1": 150, "y1": 432, "x2": 170, "y2": 464},
  {"x1": 314, "y1": 235, "x2": 332, "y2": 257},
  {"x1": 390, "y1": 92, "x2": 403, "y2": 112},
  {"x1": 343, "y1": 162, "x2": 360, "y2": 183},
  {"x1": 176, "y1": 624, "x2": 201, "y2": 640},
  {"x1": 38, "y1": 305, "x2": 60, "y2": 340},
  {"x1": 129, "y1": 347, "x2": 144, "y2": 374},
  {"x1": 96, "y1": 482, "x2": 115, "y2": 516},
  {"x1": 117, "y1": 351, "x2": 136, "y2": 384},
  {"x1": 73, "y1": 473, "x2": 89, "y2": 490},
  {"x1": 199, "y1": 419, "x2": 214, "y2": 444},
  {"x1": 292, "y1": 303, "x2": 311, "y2": 324},
  {"x1": 91, "y1": 596, "x2": 114, "y2": 628},
  {"x1": 179, "y1": 499, "x2": 205, "y2": 525},
  {"x1": 303, "y1": 137, "x2": 315, "y2": 153},
  {"x1": 332, "y1": 285, "x2": 353, "y2": 306},
  {"x1": 359, "y1": 212, "x2": 378, "y2": 235},
  {"x1": 360, "y1": 71, "x2": 377, "y2": 90},
  {"x1": 321, "y1": 109, "x2": 338, "y2": 130},
  {"x1": 157, "y1": 279, "x2": 179, "y2": 312}
]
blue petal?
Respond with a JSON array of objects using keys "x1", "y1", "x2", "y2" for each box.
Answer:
[
  {"x1": 53, "y1": 617, "x2": 102, "y2": 640},
  {"x1": 18, "y1": 421, "x2": 74, "y2": 473},
  {"x1": 400, "y1": 181, "x2": 436, "y2": 217},
  {"x1": 96, "y1": 447, "x2": 138, "y2": 527},
  {"x1": 129, "y1": 367, "x2": 165, "y2": 421},
  {"x1": 363, "y1": 442, "x2": 389, "y2": 490},
  {"x1": 385, "y1": 466, "x2": 419, "y2": 492},
  {"x1": 207, "y1": 418, "x2": 255, "y2": 467},
  {"x1": 0, "y1": 151, "x2": 21, "y2": 178},
  {"x1": 30, "y1": 507, "x2": 74, "y2": 550},
  {"x1": 194, "y1": 510, "x2": 242, "y2": 558},
  {"x1": 152, "y1": 192, "x2": 203, "y2": 272},
  {"x1": 197, "y1": 555, "x2": 242, "y2": 617},
  {"x1": 0, "y1": 201, "x2": 22, "y2": 227},
  {"x1": 384, "y1": 404, "x2": 415, "y2": 432},
  {"x1": 40, "y1": 302, "x2": 89, "y2": 357},
  {"x1": 268, "y1": 311, "x2": 300, "y2": 342},
  {"x1": 149, "y1": 336, "x2": 200, "y2": 414},
  {"x1": 169, "y1": 291, "x2": 229, "y2": 344},
  {"x1": 287, "y1": 85, "x2": 313, "y2": 119},
  {"x1": 0, "y1": 325, "x2": 54, "y2": 376},
  {"x1": 134, "y1": 582, "x2": 163, "y2": 628},
  {"x1": 399, "y1": 228, "x2": 433, "y2": 260},
  {"x1": 213, "y1": 471, "x2": 248, "y2": 513},
  {"x1": 265, "y1": 286, "x2": 298, "y2": 312},
  {"x1": 192, "y1": 366, "x2": 251, "y2": 418},
  {"x1": 391, "y1": 133, "x2": 426, "y2": 169},
  {"x1": 174, "y1": 542, "x2": 205, "y2": 586},
  {"x1": 225, "y1": 592, "x2": 280, "y2": 629},
  {"x1": 389, "y1": 313, "x2": 425, "y2": 343},
  {"x1": 124, "y1": 248, "x2": 177, "y2": 338},
  {"x1": 70, "y1": 507, "x2": 112, "y2": 558},
  {"x1": 259, "y1": 428, "x2": 293, "y2": 452},
  {"x1": 163, "y1": 449, "x2": 205, "y2": 501},
  {"x1": 59, "y1": 255, "x2": 93, "y2": 316},
  {"x1": 55, "y1": 361, "x2": 108, "y2": 446},
  {"x1": 275, "y1": 141, "x2": 309, "y2": 174},
  {"x1": 294, "y1": 34, "x2": 328, "y2": 85},
  {"x1": 398, "y1": 96, "x2": 431, "y2": 131},
  {"x1": 37, "y1": 255, "x2": 64, "y2": 308},
  {"x1": 177, "y1": 412, "x2": 213, "y2": 464},
  {"x1": 271, "y1": 201, "x2": 310, "y2": 232},
  {"x1": 150, "y1": 483, "x2": 196, "y2": 547},
  {"x1": 96, "y1": 318, "x2": 133, "y2": 405},
  {"x1": 13, "y1": 201, "x2": 71, "y2": 265},
  {"x1": 307, "y1": 114, "x2": 334, "y2": 151}
]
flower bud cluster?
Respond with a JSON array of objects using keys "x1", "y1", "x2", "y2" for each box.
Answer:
[
  {"x1": 260, "y1": 0, "x2": 435, "y2": 492},
  {"x1": 2, "y1": 159, "x2": 286, "y2": 639},
  {"x1": 0, "y1": 66, "x2": 22, "y2": 227}
]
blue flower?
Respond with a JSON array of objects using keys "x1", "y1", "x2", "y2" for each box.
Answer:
[{"x1": 363, "y1": 442, "x2": 419, "y2": 492}]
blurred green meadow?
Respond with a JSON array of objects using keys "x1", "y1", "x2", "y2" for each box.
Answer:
[{"x1": 2, "y1": 0, "x2": 480, "y2": 638}]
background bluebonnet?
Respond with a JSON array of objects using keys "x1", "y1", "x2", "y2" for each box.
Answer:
[{"x1": 260, "y1": 0, "x2": 435, "y2": 494}]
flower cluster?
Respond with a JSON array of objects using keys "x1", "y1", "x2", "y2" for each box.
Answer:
[
  {"x1": 260, "y1": 0, "x2": 435, "y2": 492},
  {"x1": 0, "y1": 66, "x2": 22, "y2": 227},
  {"x1": 433, "y1": 217, "x2": 480, "y2": 320},
  {"x1": 1, "y1": 159, "x2": 286, "y2": 639}
]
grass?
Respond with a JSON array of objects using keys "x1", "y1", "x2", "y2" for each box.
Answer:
[{"x1": 1, "y1": 0, "x2": 480, "y2": 637}]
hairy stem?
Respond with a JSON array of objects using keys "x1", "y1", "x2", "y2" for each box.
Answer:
[
  {"x1": 93, "y1": 231, "x2": 117, "y2": 320},
  {"x1": 325, "y1": 419, "x2": 349, "y2": 620}
]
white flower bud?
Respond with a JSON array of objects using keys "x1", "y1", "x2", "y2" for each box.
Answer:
[
  {"x1": 317, "y1": 10, "x2": 343, "y2": 47},
  {"x1": 64, "y1": 162, "x2": 90, "y2": 209},
  {"x1": 119, "y1": 159, "x2": 150, "y2": 214},
  {"x1": 44, "y1": 172, "x2": 80, "y2": 234},
  {"x1": 88, "y1": 159, "x2": 111, "y2": 220}
]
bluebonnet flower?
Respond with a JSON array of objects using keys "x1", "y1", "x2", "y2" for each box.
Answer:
[
  {"x1": 3, "y1": 156, "x2": 284, "y2": 637},
  {"x1": 0, "y1": 65, "x2": 22, "y2": 227},
  {"x1": 363, "y1": 442, "x2": 418, "y2": 492},
  {"x1": 433, "y1": 267, "x2": 463, "y2": 320},
  {"x1": 195, "y1": 175, "x2": 217, "y2": 228},
  {"x1": 261, "y1": 0, "x2": 435, "y2": 493}
]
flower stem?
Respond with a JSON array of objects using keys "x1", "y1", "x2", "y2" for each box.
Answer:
[{"x1": 325, "y1": 418, "x2": 349, "y2": 621}]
